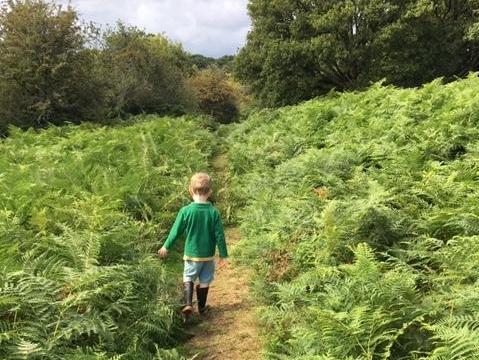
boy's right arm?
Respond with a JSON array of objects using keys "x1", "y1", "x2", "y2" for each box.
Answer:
[{"x1": 161, "y1": 209, "x2": 186, "y2": 252}]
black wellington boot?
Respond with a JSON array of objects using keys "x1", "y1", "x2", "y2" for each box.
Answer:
[
  {"x1": 196, "y1": 285, "x2": 210, "y2": 314},
  {"x1": 182, "y1": 281, "x2": 194, "y2": 315}
]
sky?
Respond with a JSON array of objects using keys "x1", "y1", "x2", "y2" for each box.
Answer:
[{"x1": 60, "y1": 0, "x2": 251, "y2": 58}]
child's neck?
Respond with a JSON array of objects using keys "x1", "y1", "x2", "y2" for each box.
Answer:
[{"x1": 192, "y1": 194, "x2": 209, "y2": 203}]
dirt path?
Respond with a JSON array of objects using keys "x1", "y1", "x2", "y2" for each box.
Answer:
[{"x1": 184, "y1": 154, "x2": 262, "y2": 360}]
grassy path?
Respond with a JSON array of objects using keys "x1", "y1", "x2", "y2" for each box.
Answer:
[{"x1": 183, "y1": 153, "x2": 262, "y2": 360}]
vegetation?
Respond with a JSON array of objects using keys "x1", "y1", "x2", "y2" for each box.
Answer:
[
  {"x1": 189, "y1": 54, "x2": 235, "y2": 72},
  {"x1": 235, "y1": 0, "x2": 479, "y2": 107},
  {"x1": 188, "y1": 67, "x2": 242, "y2": 124},
  {"x1": 0, "y1": 0, "x2": 105, "y2": 130},
  {"x1": 0, "y1": 116, "x2": 215, "y2": 359},
  {"x1": 101, "y1": 23, "x2": 196, "y2": 117},
  {"x1": 0, "y1": 0, "x2": 241, "y2": 134},
  {"x1": 4, "y1": 1, "x2": 479, "y2": 359},
  {"x1": 226, "y1": 74, "x2": 479, "y2": 359}
]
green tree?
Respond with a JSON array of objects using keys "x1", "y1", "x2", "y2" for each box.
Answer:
[
  {"x1": 101, "y1": 23, "x2": 196, "y2": 117},
  {"x1": 235, "y1": 0, "x2": 479, "y2": 107},
  {"x1": 216, "y1": 55, "x2": 236, "y2": 73},
  {"x1": 189, "y1": 54, "x2": 217, "y2": 70},
  {"x1": 189, "y1": 54, "x2": 235, "y2": 72},
  {"x1": 0, "y1": 0, "x2": 105, "y2": 132},
  {"x1": 188, "y1": 66, "x2": 241, "y2": 123}
]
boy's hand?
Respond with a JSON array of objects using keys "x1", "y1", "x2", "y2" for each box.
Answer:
[
  {"x1": 158, "y1": 247, "x2": 168, "y2": 258},
  {"x1": 217, "y1": 258, "x2": 228, "y2": 268}
]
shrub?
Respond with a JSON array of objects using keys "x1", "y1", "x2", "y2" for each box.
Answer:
[{"x1": 188, "y1": 67, "x2": 241, "y2": 124}]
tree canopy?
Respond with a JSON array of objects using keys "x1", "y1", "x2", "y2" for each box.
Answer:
[
  {"x1": 0, "y1": 1, "x2": 232, "y2": 133},
  {"x1": 235, "y1": 0, "x2": 479, "y2": 107},
  {"x1": 0, "y1": 0, "x2": 105, "y2": 130},
  {"x1": 101, "y1": 23, "x2": 196, "y2": 117}
]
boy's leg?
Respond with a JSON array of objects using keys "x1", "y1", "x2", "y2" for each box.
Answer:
[
  {"x1": 182, "y1": 281, "x2": 194, "y2": 314},
  {"x1": 196, "y1": 284, "x2": 209, "y2": 314},
  {"x1": 196, "y1": 260, "x2": 215, "y2": 314},
  {"x1": 183, "y1": 261, "x2": 200, "y2": 314}
]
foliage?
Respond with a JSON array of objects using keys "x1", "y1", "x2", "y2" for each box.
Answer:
[
  {"x1": 189, "y1": 54, "x2": 235, "y2": 72},
  {"x1": 188, "y1": 66, "x2": 241, "y2": 124},
  {"x1": 0, "y1": 115, "x2": 215, "y2": 359},
  {"x1": 226, "y1": 75, "x2": 479, "y2": 359},
  {"x1": 101, "y1": 23, "x2": 197, "y2": 118},
  {"x1": 0, "y1": 1, "x2": 205, "y2": 132},
  {"x1": 0, "y1": 0, "x2": 106, "y2": 133},
  {"x1": 235, "y1": 0, "x2": 479, "y2": 107}
]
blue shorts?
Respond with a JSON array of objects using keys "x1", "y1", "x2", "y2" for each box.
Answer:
[{"x1": 183, "y1": 260, "x2": 215, "y2": 284}]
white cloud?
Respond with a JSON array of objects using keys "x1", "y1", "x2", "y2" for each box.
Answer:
[{"x1": 61, "y1": 0, "x2": 250, "y2": 57}]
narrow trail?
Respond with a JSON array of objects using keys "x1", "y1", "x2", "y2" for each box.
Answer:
[{"x1": 184, "y1": 153, "x2": 262, "y2": 360}]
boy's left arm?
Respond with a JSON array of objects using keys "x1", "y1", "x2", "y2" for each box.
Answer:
[{"x1": 214, "y1": 210, "x2": 228, "y2": 259}]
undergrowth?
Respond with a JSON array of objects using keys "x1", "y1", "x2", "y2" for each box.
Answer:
[
  {"x1": 227, "y1": 74, "x2": 479, "y2": 359},
  {"x1": 0, "y1": 115, "x2": 215, "y2": 359}
]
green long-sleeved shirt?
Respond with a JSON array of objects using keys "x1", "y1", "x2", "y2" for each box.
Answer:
[{"x1": 163, "y1": 202, "x2": 228, "y2": 261}]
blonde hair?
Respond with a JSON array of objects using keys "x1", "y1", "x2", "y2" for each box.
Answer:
[{"x1": 189, "y1": 172, "x2": 212, "y2": 195}]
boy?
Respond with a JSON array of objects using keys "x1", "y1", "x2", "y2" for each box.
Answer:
[{"x1": 158, "y1": 172, "x2": 228, "y2": 315}]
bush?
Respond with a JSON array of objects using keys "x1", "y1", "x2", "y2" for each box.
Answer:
[{"x1": 188, "y1": 67, "x2": 241, "y2": 124}]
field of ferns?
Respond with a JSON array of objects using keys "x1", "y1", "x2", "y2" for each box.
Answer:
[
  {"x1": 0, "y1": 116, "x2": 215, "y2": 359},
  {"x1": 226, "y1": 75, "x2": 479, "y2": 359},
  {"x1": 2, "y1": 75, "x2": 479, "y2": 360}
]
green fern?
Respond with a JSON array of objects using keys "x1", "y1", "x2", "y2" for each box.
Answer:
[
  {"x1": 0, "y1": 115, "x2": 214, "y2": 359},
  {"x1": 227, "y1": 75, "x2": 479, "y2": 359}
]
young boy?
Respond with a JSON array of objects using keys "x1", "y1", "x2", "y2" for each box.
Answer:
[{"x1": 158, "y1": 172, "x2": 228, "y2": 315}]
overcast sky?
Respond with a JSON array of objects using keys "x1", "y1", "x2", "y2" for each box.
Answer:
[{"x1": 61, "y1": 0, "x2": 251, "y2": 58}]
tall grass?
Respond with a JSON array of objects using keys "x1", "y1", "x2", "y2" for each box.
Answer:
[
  {"x1": 227, "y1": 75, "x2": 479, "y2": 359},
  {"x1": 0, "y1": 115, "x2": 215, "y2": 359}
]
